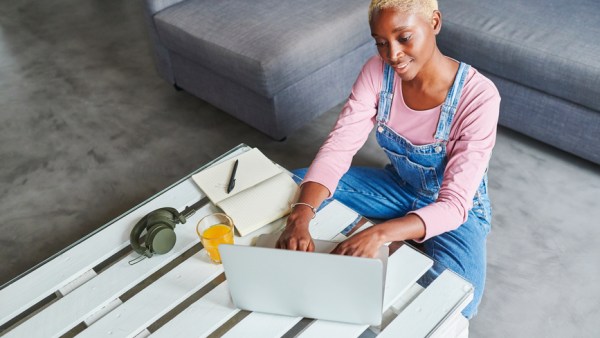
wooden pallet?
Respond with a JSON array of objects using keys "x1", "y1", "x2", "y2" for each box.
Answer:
[{"x1": 0, "y1": 145, "x2": 472, "y2": 338}]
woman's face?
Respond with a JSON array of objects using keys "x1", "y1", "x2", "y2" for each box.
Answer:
[{"x1": 370, "y1": 8, "x2": 440, "y2": 81}]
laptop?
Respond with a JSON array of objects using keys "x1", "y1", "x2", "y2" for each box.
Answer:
[{"x1": 219, "y1": 233, "x2": 389, "y2": 325}]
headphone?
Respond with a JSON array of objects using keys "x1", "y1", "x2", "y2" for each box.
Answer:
[{"x1": 129, "y1": 207, "x2": 187, "y2": 258}]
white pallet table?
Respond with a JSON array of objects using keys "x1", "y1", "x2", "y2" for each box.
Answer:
[{"x1": 1, "y1": 145, "x2": 474, "y2": 338}]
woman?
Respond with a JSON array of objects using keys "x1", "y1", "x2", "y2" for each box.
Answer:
[{"x1": 277, "y1": 0, "x2": 500, "y2": 318}]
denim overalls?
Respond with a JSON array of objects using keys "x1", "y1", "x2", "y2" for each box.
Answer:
[
  {"x1": 375, "y1": 62, "x2": 492, "y2": 218},
  {"x1": 373, "y1": 62, "x2": 492, "y2": 318},
  {"x1": 296, "y1": 62, "x2": 492, "y2": 319}
]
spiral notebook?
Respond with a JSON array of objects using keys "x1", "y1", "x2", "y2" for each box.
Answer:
[{"x1": 192, "y1": 148, "x2": 299, "y2": 236}]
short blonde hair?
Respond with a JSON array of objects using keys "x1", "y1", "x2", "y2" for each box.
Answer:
[{"x1": 368, "y1": 0, "x2": 439, "y2": 21}]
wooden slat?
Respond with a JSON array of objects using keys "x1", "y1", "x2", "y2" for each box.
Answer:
[
  {"x1": 77, "y1": 250, "x2": 223, "y2": 338},
  {"x1": 297, "y1": 245, "x2": 433, "y2": 338},
  {"x1": 427, "y1": 284, "x2": 473, "y2": 338},
  {"x1": 381, "y1": 245, "x2": 433, "y2": 310},
  {"x1": 456, "y1": 316, "x2": 469, "y2": 338},
  {"x1": 429, "y1": 308, "x2": 470, "y2": 338},
  {"x1": 378, "y1": 284, "x2": 424, "y2": 334},
  {"x1": 0, "y1": 179, "x2": 204, "y2": 327},
  {"x1": 309, "y1": 200, "x2": 361, "y2": 240},
  {"x1": 296, "y1": 318, "x2": 366, "y2": 338},
  {"x1": 3, "y1": 203, "x2": 220, "y2": 338},
  {"x1": 378, "y1": 271, "x2": 473, "y2": 338},
  {"x1": 150, "y1": 282, "x2": 239, "y2": 338},
  {"x1": 221, "y1": 312, "x2": 302, "y2": 338}
]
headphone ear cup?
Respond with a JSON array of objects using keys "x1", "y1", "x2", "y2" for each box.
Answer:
[
  {"x1": 144, "y1": 209, "x2": 178, "y2": 255},
  {"x1": 145, "y1": 223, "x2": 176, "y2": 255}
]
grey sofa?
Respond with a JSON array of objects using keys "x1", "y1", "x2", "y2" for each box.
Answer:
[
  {"x1": 437, "y1": 0, "x2": 600, "y2": 165},
  {"x1": 144, "y1": 0, "x2": 599, "y2": 164},
  {"x1": 142, "y1": 0, "x2": 375, "y2": 140}
]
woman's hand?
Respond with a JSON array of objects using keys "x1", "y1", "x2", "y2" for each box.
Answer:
[
  {"x1": 276, "y1": 205, "x2": 315, "y2": 252},
  {"x1": 332, "y1": 215, "x2": 426, "y2": 258},
  {"x1": 332, "y1": 226, "x2": 385, "y2": 258},
  {"x1": 276, "y1": 181, "x2": 330, "y2": 251}
]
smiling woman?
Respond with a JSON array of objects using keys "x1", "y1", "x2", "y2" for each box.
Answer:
[{"x1": 277, "y1": 0, "x2": 500, "y2": 320}]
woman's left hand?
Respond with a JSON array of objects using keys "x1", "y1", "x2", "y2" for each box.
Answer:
[
  {"x1": 332, "y1": 215, "x2": 425, "y2": 258},
  {"x1": 331, "y1": 226, "x2": 385, "y2": 258}
]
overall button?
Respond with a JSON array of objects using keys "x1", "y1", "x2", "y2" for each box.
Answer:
[
  {"x1": 377, "y1": 126, "x2": 384, "y2": 133},
  {"x1": 434, "y1": 145, "x2": 442, "y2": 153}
]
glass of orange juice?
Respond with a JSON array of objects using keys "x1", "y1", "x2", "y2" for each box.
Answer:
[{"x1": 196, "y1": 213, "x2": 234, "y2": 263}]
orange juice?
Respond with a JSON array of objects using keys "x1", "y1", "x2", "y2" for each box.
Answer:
[{"x1": 201, "y1": 224, "x2": 233, "y2": 263}]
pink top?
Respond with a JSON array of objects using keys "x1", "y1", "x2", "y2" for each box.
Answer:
[{"x1": 304, "y1": 56, "x2": 500, "y2": 241}]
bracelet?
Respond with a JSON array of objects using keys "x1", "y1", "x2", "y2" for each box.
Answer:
[{"x1": 290, "y1": 202, "x2": 317, "y2": 219}]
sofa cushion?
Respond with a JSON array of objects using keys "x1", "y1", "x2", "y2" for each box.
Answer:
[
  {"x1": 437, "y1": 0, "x2": 600, "y2": 113},
  {"x1": 154, "y1": 0, "x2": 372, "y2": 97}
]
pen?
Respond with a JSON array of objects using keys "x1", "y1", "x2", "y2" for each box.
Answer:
[{"x1": 226, "y1": 159, "x2": 238, "y2": 193}]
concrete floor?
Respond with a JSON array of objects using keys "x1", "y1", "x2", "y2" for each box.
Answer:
[{"x1": 1, "y1": 0, "x2": 599, "y2": 337}]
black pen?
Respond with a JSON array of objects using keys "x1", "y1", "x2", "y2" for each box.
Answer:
[{"x1": 226, "y1": 159, "x2": 238, "y2": 194}]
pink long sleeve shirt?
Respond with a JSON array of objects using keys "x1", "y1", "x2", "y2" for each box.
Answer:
[{"x1": 304, "y1": 56, "x2": 500, "y2": 241}]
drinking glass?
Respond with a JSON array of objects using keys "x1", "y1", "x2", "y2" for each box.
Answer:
[{"x1": 196, "y1": 213, "x2": 234, "y2": 263}]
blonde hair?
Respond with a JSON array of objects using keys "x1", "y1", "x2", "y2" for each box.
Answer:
[{"x1": 368, "y1": 0, "x2": 439, "y2": 21}]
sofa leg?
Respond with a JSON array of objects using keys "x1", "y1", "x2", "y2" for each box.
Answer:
[
  {"x1": 173, "y1": 83, "x2": 183, "y2": 92},
  {"x1": 277, "y1": 136, "x2": 287, "y2": 142}
]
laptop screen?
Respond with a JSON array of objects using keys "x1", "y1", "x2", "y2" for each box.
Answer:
[{"x1": 220, "y1": 240, "x2": 388, "y2": 325}]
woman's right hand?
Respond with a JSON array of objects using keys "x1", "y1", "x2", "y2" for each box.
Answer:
[
  {"x1": 276, "y1": 181, "x2": 330, "y2": 252},
  {"x1": 276, "y1": 206, "x2": 315, "y2": 252}
]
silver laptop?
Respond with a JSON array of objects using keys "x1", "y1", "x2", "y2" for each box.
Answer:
[{"x1": 219, "y1": 233, "x2": 388, "y2": 325}]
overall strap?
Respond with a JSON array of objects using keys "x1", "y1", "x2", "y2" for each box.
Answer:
[
  {"x1": 377, "y1": 63, "x2": 396, "y2": 124},
  {"x1": 433, "y1": 62, "x2": 471, "y2": 141}
]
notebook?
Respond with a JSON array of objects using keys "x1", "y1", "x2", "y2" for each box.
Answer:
[
  {"x1": 192, "y1": 148, "x2": 299, "y2": 236},
  {"x1": 219, "y1": 233, "x2": 389, "y2": 325}
]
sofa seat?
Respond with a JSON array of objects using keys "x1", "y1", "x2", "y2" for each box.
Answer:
[
  {"x1": 154, "y1": 0, "x2": 371, "y2": 98},
  {"x1": 144, "y1": 0, "x2": 375, "y2": 139},
  {"x1": 438, "y1": 0, "x2": 600, "y2": 164}
]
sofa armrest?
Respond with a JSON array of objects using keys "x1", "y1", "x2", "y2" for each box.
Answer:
[{"x1": 142, "y1": 0, "x2": 187, "y2": 84}]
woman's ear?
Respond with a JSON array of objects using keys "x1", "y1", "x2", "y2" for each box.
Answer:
[{"x1": 431, "y1": 10, "x2": 442, "y2": 35}]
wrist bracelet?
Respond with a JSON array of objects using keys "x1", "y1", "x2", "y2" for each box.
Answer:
[{"x1": 290, "y1": 202, "x2": 317, "y2": 219}]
